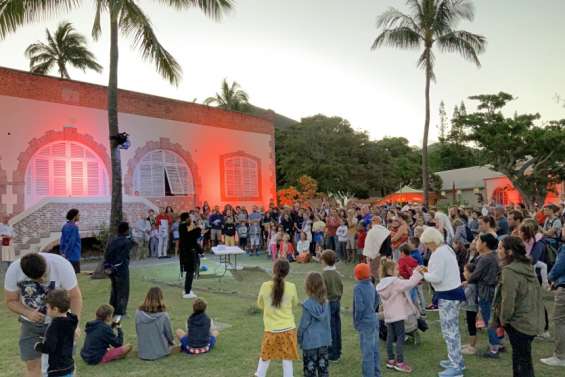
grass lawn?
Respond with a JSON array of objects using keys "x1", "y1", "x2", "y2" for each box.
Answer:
[{"x1": 1, "y1": 254, "x2": 562, "y2": 377}]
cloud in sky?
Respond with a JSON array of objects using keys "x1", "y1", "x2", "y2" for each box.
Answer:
[{"x1": 0, "y1": 0, "x2": 563, "y2": 145}]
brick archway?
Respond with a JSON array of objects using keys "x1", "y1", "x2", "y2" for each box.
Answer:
[
  {"x1": 13, "y1": 127, "x2": 111, "y2": 214},
  {"x1": 125, "y1": 138, "x2": 202, "y2": 206}
]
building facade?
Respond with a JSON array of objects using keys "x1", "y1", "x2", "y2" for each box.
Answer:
[{"x1": 0, "y1": 67, "x2": 276, "y2": 259}]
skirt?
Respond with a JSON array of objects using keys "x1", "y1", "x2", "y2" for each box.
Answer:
[{"x1": 260, "y1": 330, "x2": 299, "y2": 361}]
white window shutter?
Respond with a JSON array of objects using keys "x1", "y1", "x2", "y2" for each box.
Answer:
[
  {"x1": 53, "y1": 159, "x2": 66, "y2": 196},
  {"x1": 87, "y1": 161, "x2": 99, "y2": 196},
  {"x1": 71, "y1": 160, "x2": 84, "y2": 196},
  {"x1": 223, "y1": 156, "x2": 259, "y2": 199},
  {"x1": 34, "y1": 159, "x2": 49, "y2": 196}
]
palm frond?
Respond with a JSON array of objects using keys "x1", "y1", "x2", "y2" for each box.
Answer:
[
  {"x1": 437, "y1": 30, "x2": 486, "y2": 66},
  {"x1": 405, "y1": 0, "x2": 424, "y2": 23},
  {"x1": 417, "y1": 48, "x2": 436, "y2": 81},
  {"x1": 433, "y1": 0, "x2": 475, "y2": 34},
  {"x1": 91, "y1": 0, "x2": 104, "y2": 40},
  {"x1": 0, "y1": 0, "x2": 80, "y2": 39},
  {"x1": 376, "y1": 7, "x2": 419, "y2": 33},
  {"x1": 29, "y1": 57, "x2": 55, "y2": 75},
  {"x1": 156, "y1": 0, "x2": 233, "y2": 21},
  {"x1": 203, "y1": 96, "x2": 219, "y2": 106},
  {"x1": 371, "y1": 27, "x2": 422, "y2": 50},
  {"x1": 120, "y1": 0, "x2": 182, "y2": 85}
]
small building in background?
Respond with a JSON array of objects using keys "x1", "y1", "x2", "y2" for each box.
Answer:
[{"x1": 436, "y1": 166, "x2": 564, "y2": 208}]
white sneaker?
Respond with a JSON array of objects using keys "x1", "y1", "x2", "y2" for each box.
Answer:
[
  {"x1": 183, "y1": 291, "x2": 197, "y2": 299},
  {"x1": 540, "y1": 356, "x2": 565, "y2": 367}
]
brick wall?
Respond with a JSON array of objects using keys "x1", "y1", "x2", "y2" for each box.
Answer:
[{"x1": 0, "y1": 67, "x2": 273, "y2": 135}]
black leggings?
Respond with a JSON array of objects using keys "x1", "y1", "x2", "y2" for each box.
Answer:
[
  {"x1": 505, "y1": 325, "x2": 535, "y2": 377},
  {"x1": 466, "y1": 310, "x2": 477, "y2": 337}
]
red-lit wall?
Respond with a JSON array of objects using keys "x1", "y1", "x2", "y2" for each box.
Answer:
[{"x1": 0, "y1": 67, "x2": 277, "y2": 220}]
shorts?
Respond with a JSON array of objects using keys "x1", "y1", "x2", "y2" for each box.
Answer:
[
  {"x1": 224, "y1": 236, "x2": 235, "y2": 246},
  {"x1": 19, "y1": 318, "x2": 48, "y2": 361},
  {"x1": 180, "y1": 335, "x2": 216, "y2": 354},
  {"x1": 211, "y1": 229, "x2": 222, "y2": 241},
  {"x1": 250, "y1": 236, "x2": 260, "y2": 247}
]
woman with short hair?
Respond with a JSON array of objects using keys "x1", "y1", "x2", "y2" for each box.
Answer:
[{"x1": 420, "y1": 227, "x2": 465, "y2": 377}]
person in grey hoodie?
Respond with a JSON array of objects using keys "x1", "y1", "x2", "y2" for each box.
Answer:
[
  {"x1": 298, "y1": 272, "x2": 332, "y2": 377},
  {"x1": 135, "y1": 287, "x2": 174, "y2": 360}
]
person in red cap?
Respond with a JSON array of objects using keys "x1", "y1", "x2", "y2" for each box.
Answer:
[{"x1": 353, "y1": 263, "x2": 381, "y2": 377}]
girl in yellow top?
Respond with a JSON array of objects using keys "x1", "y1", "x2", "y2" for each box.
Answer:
[{"x1": 255, "y1": 259, "x2": 299, "y2": 377}]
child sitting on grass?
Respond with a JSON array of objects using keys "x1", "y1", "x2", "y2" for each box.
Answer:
[
  {"x1": 376, "y1": 259, "x2": 423, "y2": 373},
  {"x1": 278, "y1": 233, "x2": 296, "y2": 262},
  {"x1": 81, "y1": 304, "x2": 132, "y2": 365},
  {"x1": 298, "y1": 272, "x2": 331, "y2": 377},
  {"x1": 35, "y1": 289, "x2": 78, "y2": 377},
  {"x1": 176, "y1": 298, "x2": 219, "y2": 355},
  {"x1": 135, "y1": 287, "x2": 175, "y2": 360},
  {"x1": 296, "y1": 232, "x2": 311, "y2": 263}
]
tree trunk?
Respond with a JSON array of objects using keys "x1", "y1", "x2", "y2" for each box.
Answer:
[
  {"x1": 422, "y1": 62, "x2": 431, "y2": 207},
  {"x1": 108, "y1": 9, "x2": 122, "y2": 236}
]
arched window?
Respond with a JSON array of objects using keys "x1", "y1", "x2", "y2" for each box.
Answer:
[
  {"x1": 221, "y1": 153, "x2": 261, "y2": 201},
  {"x1": 133, "y1": 150, "x2": 194, "y2": 197},
  {"x1": 25, "y1": 141, "x2": 109, "y2": 207}
]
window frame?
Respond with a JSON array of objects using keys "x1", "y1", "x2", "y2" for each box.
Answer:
[
  {"x1": 133, "y1": 149, "x2": 194, "y2": 197},
  {"x1": 219, "y1": 151, "x2": 262, "y2": 202}
]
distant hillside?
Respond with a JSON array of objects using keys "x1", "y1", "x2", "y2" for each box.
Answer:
[{"x1": 248, "y1": 104, "x2": 298, "y2": 129}]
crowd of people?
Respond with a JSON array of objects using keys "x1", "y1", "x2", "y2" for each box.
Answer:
[{"x1": 3, "y1": 199, "x2": 565, "y2": 377}]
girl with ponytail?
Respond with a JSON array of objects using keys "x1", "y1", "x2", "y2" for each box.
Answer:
[{"x1": 255, "y1": 259, "x2": 299, "y2": 377}]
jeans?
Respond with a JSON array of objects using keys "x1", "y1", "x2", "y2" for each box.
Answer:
[
  {"x1": 438, "y1": 299, "x2": 464, "y2": 370},
  {"x1": 303, "y1": 347, "x2": 329, "y2": 377},
  {"x1": 325, "y1": 236, "x2": 336, "y2": 251},
  {"x1": 478, "y1": 298, "x2": 500, "y2": 347},
  {"x1": 336, "y1": 241, "x2": 347, "y2": 260},
  {"x1": 505, "y1": 325, "x2": 535, "y2": 377},
  {"x1": 109, "y1": 270, "x2": 129, "y2": 316},
  {"x1": 359, "y1": 325, "x2": 381, "y2": 377},
  {"x1": 386, "y1": 320, "x2": 405, "y2": 362},
  {"x1": 328, "y1": 300, "x2": 342, "y2": 360},
  {"x1": 554, "y1": 287, "x2": 565, "y2": 359}
]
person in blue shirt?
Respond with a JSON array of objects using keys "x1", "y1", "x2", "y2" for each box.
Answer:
[
  {"x1": 408, "y1": 237, "x2": 424, "y2": 265},
  {"x1": 60, "y1": 209, "x2": 81, "y2": 273}
]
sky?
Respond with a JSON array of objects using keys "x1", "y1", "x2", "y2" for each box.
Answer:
[{"x1": 0, "y1": 0, "x2": 564, "y2": 146}]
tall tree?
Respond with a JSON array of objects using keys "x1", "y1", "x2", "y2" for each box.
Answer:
[
  {"x1": 455, "y1": 92, "x2": 565, "y2": 209},
  {"x1": 25, "y1": 21, "x2": 102, "y2": 79},
  {"x1": 437, "y1": 100, "x2": 448, "y2": 141},
  {"x1": 371, "y1": 0, "x2": 486, "y2": 206},
  {"x1": 204, "y1": 78, "x2": 250, "y2": 112},
  {"x1": 1, "y1": 0, "x2": 233, "y2": 233}
]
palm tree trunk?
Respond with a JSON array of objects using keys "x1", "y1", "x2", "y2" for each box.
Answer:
[
  {"x1": 108, "y1": 8, "x2": 122, "y2": 236},
  {"x1": 422, "y1": 64, "x2": 431, "y2": 208}
]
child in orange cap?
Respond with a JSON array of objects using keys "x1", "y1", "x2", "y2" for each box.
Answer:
[{"x1": 353, "y1": 263, "x2": 381, "y2": 377}]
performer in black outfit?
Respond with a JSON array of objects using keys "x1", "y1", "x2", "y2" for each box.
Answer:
[
  {"x1": 104, "y1": 222, "x2": 135, "y2": 320},
  {"x1": 179, "y1": 212, "x2": 202, "y2": 299}
]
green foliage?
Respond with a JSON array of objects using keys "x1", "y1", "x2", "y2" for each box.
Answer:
[
  {"x1": 428, "y1": 142, "x2": 482, "y2": 173},
  {"x1": 276, "y1": 115, "x2": 423, "y2": 198},
  {"x1": 25, "y1": 21, "x2": 102, "y2": 79},
  {"x1": 205, "y1": 78, "x2": 250, "y2": 112},
  {"x1": 455, "y1": 92, "x2": 565, "y2": 208}
]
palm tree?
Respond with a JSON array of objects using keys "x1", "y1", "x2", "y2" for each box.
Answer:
[
  {"x1": 372, "y1": 0, "x2": 486, "y2": 206},
  {"x1": 25, "y1": 21, "x2": 102, "y2": 79},
  {"x1": 205, "y1": 79, "x2": 250, "y2": 112},
  {"x1": 1, "y1": 0, "x2": 233, "y2": 234}
]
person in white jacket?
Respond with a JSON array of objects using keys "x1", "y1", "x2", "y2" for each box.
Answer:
[{"x1": 421, "y1": 227, "x2": 466, "y2": 377}]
